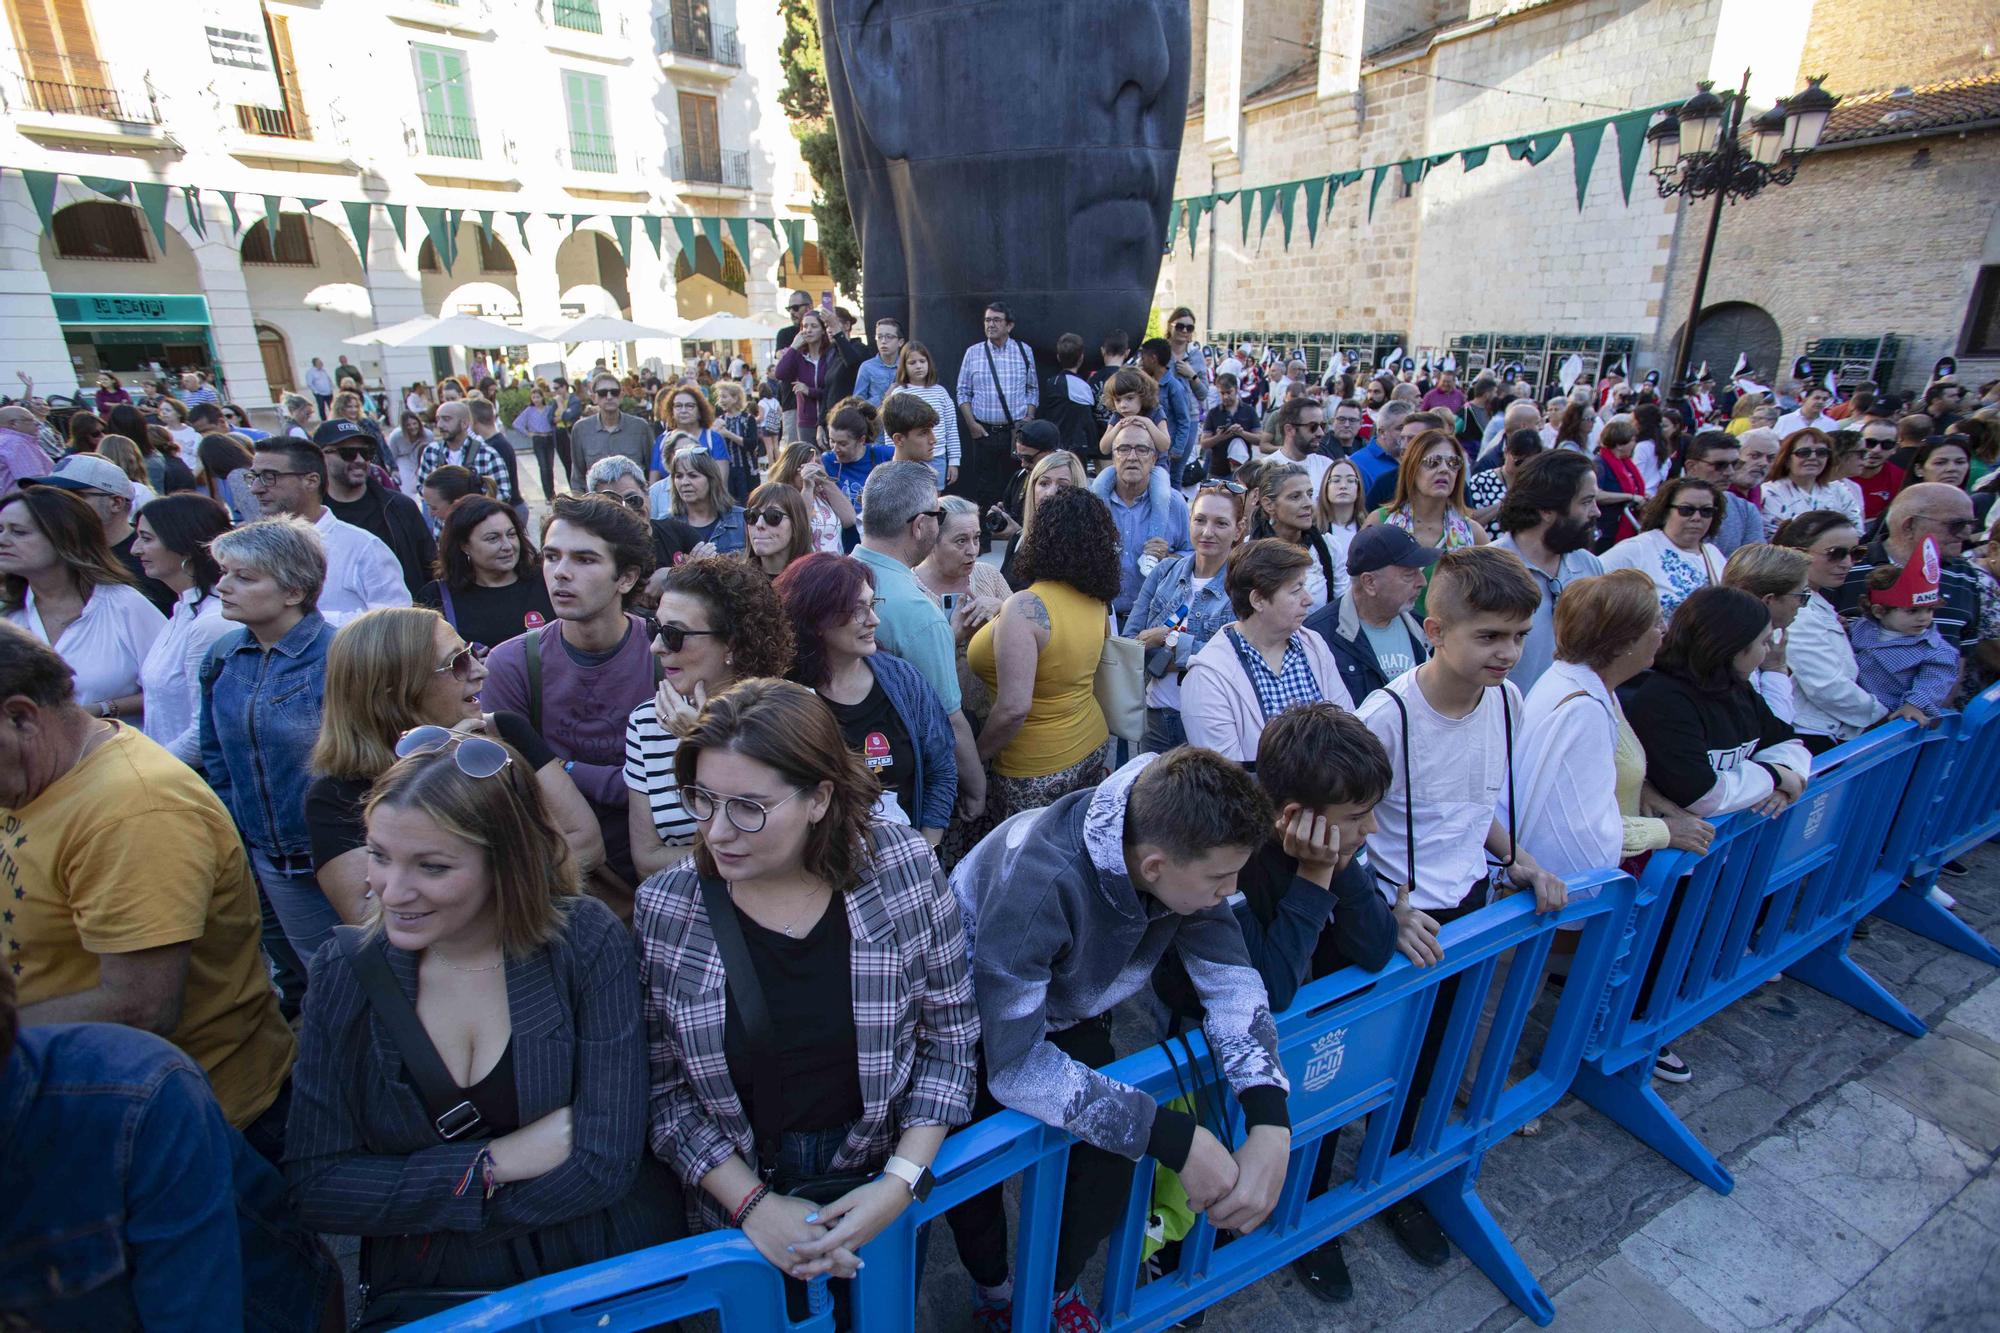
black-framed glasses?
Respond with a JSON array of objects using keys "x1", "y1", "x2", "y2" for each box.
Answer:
[
  {"x1": 1172, "y1": 322, "x2": 1195, "y2": 333},
  {"x1": 683, "y1": 784, "x2": 805, "y2": 833},
  {"x1": 1298, "y1": 421, "x2": 1326, "y2": 433},
  {"x1": 1935, "y1": 518, "x2": 1979, "y2": 535},
  {"x1": 394, "y1": 725, "x2": 511, "y2": 779},
  {"x1": 245, "y1": 468, "x2": 307, "y2": 486},
  {"x1": 745, "y1": 507, "x2": 790, "y2": 527},
  {"x1": 910, "y1": 507, "x2": 945, "y2": 525},
  {"x1": 1669, "y1": 504, "x2": 1717, "y2": 519},
  {"x1": 595, "y1": 387, "x2": 622, "y2": 398},
  {"x1": 651, "y1": 620, "x2": 722, "y2": 653},
  {"x1": 1112, "y1": 442, "x2": 1155, "y2": 457},
  {"x1": 1785, "y1": 589, "x2": 1813, "y2": 605}
]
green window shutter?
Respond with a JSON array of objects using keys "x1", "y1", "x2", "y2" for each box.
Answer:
[
  {"x1": 413, "y1": 45, "x2": 479, "y2": 158},
  {"x1": 562, "y1": 70, "x2": 613, "y2": 171}
]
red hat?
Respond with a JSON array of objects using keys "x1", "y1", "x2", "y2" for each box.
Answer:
[{"x1": 1869, "y1": 537, "x2": 1942, "y2": 609}]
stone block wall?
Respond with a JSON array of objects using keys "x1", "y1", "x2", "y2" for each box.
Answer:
[{"x1": 1798, "y1": 0, "x2": 2000, "y2": 91}]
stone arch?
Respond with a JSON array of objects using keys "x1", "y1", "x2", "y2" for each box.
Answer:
[
  {"x1": 554, "y1": 226, "x2": 630, "y2": 316},
  {"x1": 436, "y1": 280, "x2": 522, "y2": 320},
  {"x1": 41, "y1": 199, "x2": 202, "y2": 294},
  {"x1": 673, "y1": 236, "x2": 748, "y2": 318},
  {"x1": 1683, "y1": 302, "x2": 1783, "y2": 384},
  {"x1": 241, "y1": 214, "x2": 374, "y2": 390},
  {"x1": 778, "y1": 240, "x2": 830, "y2": 294},
  {"x1": 420, "y1": 222, "x2": 522, "y2": 317}
]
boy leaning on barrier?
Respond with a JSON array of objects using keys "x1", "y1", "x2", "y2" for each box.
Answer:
[
  {"x1": 1352, "y1": 546, "x2": 1567, "y2": 1269},
  {"x1": 1151, "y1": 702, "x2": 1396, "y2": 1303},
  {"x1": 943, "y1": 748, "x2": 1293, "y2": 1333}
]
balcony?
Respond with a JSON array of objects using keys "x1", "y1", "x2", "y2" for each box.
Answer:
[
  {"x1": 567, "y1": 128, "x2": 616, "y2": 173},
  {"x1": 669, "y1": 145, "x2": 750, "y2": 192},
  {"x1": 7, "y1": 49, "x2": 162, "y2": 141},
  {"x1": 654, "y1": 15, "x2": 740, "y2": 80},
  {"x1": 418, "y1": 108, "x2": 482, "y2": 159},
  {"x1": 553, "y1": 0, "x2": 601, "y2": 32},
  {"x1": 235, "y1": 103, "x2": 309, "y2": 139}
]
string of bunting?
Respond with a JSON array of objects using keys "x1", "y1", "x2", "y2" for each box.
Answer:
[
  {"x1": 1166, "y1": 100, "x2": 1676, "y2": 256},
  {"x1": 0, "y1": 165, "x2": 813, "y2": 274}
]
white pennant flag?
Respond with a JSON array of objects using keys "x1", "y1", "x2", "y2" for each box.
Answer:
[
  {"x1": 1731, "y1": 352, "x2": 1750, "y2": 380},
  {"x1": 1558, "y1": 353, "x2": 1585, "y2": 391}
]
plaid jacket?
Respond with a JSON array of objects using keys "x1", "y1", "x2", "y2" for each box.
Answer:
[
  {"x1": 416, "y1": 437, "x2": 513, "y2": 503},
  {"x1": 635, "y1": 820, "x2": 979, "y2": 1230}
]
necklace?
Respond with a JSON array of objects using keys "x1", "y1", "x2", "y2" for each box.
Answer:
[
  {"x1": 734, "y1": 882, "x2": 828, "y2": 937},
  {"x1": 433, "y1": 953, "x2": 505, "y2": 973}
]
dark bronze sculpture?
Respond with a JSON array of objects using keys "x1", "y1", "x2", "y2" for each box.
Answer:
[{"x1": 817, "y1": 0, "x2": 1190, "y2": 390}]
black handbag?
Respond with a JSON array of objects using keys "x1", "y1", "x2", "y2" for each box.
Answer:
[
  {"x1": 336, "y1": 927, "x2": 534, "y2": 1331},
  {"x1": 694, "y1": 877, "x2": 875, "y2": 1206}
]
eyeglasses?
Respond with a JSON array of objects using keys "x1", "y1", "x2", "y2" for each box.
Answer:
[
  {"x1": 1172, "y1": 323, "x2": 1195, "y2": 333},
  {"x1": 329, "y1": 445, "x2": 373, "y2": 462},
  {"x1": 909, "y1": 507, "x2": 945, "y2": 525},
  {"x1": 684, "y1": 784, "x2": 805, "y2": 834},
  {"x1": 851, "y1": 596, "x2": 884, "y2": 624},
  {"x1": 245, "y1": 468, "x2": 307, "y2": 486},
  {"x1": 432, "y1": 643, "x2": 484, "y2": 681},
  {"x1": 1421, "y1": 454, "x2": 1463, "y2": 472},
  {"x1": 1791, "y1": 447, "x2": 1830, "y2": 459},
  {"x1": 394, "y1": 725, "x2": 511, "y2": 779},
  {"x1": 595, "y1": 387, "x2": 622, "y2": 398},
  {"x1": 1815, "y1": 544, "x2": 1861, "y2": 563},
  {"x1": 1669, "y1": 504, "x2": 1717, "y2": 519},
  {"x1": 651, "y1": 620, "x2": 722, "y2": 653},
  {"x1": 1112, "y1": 443, "x2": 1155, "y2": 458},
  {"x1": 1929, "y1": 517, "x2": 1979, "y2": 535},
  {"x1": 1785, "y1": 589, "x2": 1813, "y2": 605},
  {"x1": 1196, "y1": 479, "x2": 1247, "y2": 495},
  {"x1": 745, "y1": 507, "x2": 790, "y2": 527},
  {"x1": 599, "y1": 490, "x2": 647, "y2": 512}
]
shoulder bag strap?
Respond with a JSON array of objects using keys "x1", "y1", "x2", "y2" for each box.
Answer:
[
  {"x1": 1489, "y1": 687, "x2": 1518, "y2": 873},
  {"x1": 693, "y1": 875, "x2": 783, "y2": 1168},
  {"x1": 334, "y1": 926, "x2": 485, "y2": 1141},
  {"x1": 983, "y1": 341, "x2": 1013, "y2": 426},
  {"x1": 1375, "y1": 688, "x2": 1418, "y2": 900},
  {"x1": 525, "y1": 626, "x2": 544, "y2": 733},
  {"x1": 438, "y1": 581, "x2": 456, "y2": 628}
]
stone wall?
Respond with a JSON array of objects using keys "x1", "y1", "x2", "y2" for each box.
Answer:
[{"x1": 1798, "y1": 0, "x2": 2000, "y2": 91}]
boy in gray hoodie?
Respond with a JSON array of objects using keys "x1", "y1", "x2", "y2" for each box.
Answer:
[{"x1": 944, "y1": 748, "x2": 1293, "y2": 1330}]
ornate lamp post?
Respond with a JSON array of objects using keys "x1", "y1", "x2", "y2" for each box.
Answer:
[{"x1": 1649, "y1": 70, "x2": 1839, "y2": 381}]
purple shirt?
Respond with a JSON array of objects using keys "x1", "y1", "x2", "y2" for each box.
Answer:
[
  {"x1": 0, "y1": 427, "x2": 52, "y2": 498},
  {"x1": 1421, "y1": 387, "x2": 1466, "y2": 415}
]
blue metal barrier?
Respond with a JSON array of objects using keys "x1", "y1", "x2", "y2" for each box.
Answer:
[
  {"x1": 1874, "y1": 681, "x2": 2000, "y2": 966},
  {"x1": 1572, "y1": 720, "x2": 1934, "y2": 1194},
  {"x1": 403, "y1": 874, "x2": 1636, "y2": 1331}
]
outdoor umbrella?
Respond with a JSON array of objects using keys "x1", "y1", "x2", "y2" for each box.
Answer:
[
  {"x1": 534, "y1": 313, "x2": 693, "y2": 342},
  {"x1": 377, "y1": 313, "x2": 528, "y2": 348},
  {"x1": 681, "y1": 312, "x2": 783, "y2": 341},
  {"x1": 342, "y1": 315, "x2": 439, "y2": 347}
]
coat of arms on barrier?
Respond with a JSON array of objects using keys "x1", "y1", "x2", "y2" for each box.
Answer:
[{"x1": 1303, "y1": 1028, "x2": 1348, "y2": 1092}]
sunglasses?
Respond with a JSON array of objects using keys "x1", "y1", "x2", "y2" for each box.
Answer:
[
  {"x1": 601, "y1": 491, "x2": 646, "y2": 511},
  {"x1": 651, "y1": 620, "x2": 722, "y2": 652},
  {"x1": 1196, "y1": 479, "x2": 1247, "y2": 495},
  {"x1": 432, "y1": 643, "x2": 484, "y2": 681},
  {"x1": 1934, "y1": 518, "x2": 1979, "y2": 535},
  {"x1": 1172, "y1": 323, "x2": 1195, "y2": 332},
  {"x1": 745, "y1": 507, "x2": 790, "y2": 527},
  {"x1": 329, "y1": 445, "x2": 373, "y2": 462},
  {"x1": 684, "y1": 784, "x2": 805, "y2": 834},
  {"x1": 394, "y1": 725, "x2": 511, "y2": 779},
  {"x1": 595, "y1": 387, "x2": 622, "y2": 398},
  {"x1": 1791, "y1": 447, "x2": 1830, "y2": 460},
  {"x1": 1421, "y1": 454, "x2": 1463, "y2": 472},
  {"x1": 910, "y1": 507, "x2": 945, "y2": 525},
  {"x1": 1816, "y1": 544, "x2": 1861, "y2": 562},
  {"x1": 1668, "y1": 504, "x2": 1717, "y2": 519}
]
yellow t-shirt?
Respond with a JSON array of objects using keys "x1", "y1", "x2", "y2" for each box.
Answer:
[
  {"x1": 968, "y1": 580, "x2": 1109, "y2": 779},
  {"x1": 3, "y1": 724, "x2": 295, "y2": 1129}
]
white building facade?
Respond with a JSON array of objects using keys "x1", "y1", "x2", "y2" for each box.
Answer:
[{"x1": 0, "y1": 0, "x2": 832, "y2": 407}]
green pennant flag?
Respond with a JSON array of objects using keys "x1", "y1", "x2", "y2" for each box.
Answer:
[
  {"x1": 182, "y1": 186, "x2": 207, "y2": 240},
  {"x1": 132, "y1": 181, "x2": 169, "y2": 250},
  {"x1": 698, "y1": 215, "x2": 724, "y2": 259},
  {"x1": 340, "y1": 200, "x2": 371, "y2": 270},
  {"x1": 610, "y1": 214, "x2": 633, "y2": 265},
  {"x1": 1253, "y1": 185, "x2": 1278, "y2": 246},
  {"x1": 1238, "y1": 190, "x2": 1254, "y2": 245},
  {"x1": 1368, "y1": 164, "x2": 1391, "y2": 220},
  {"x1": 416, "y1": 205, "x2": 457, "y2": 272},
  {"x1": 1165, "y1": 200, "x2": 1182, "y2": 253},
  {"x1": 757, "y1": 216, "x2": 781, "y2": 245},
  {"x1": 1184, "y1": 197, "x2": 1209, "y2": 257},
  {"x1": 21, "y1": 170, "x2": 57, "y2": 230},
  {"x1": 724, "y1": 216, "x2": 750, "y2": 265},
  {"x1": 1322, "y1": 174, "x2": 1344, "y2": 218},
  {"x1": 222, "y1": 192, "x2": 244, "y2": 236},
  {"x1": 79, "y1": 176, "x2": 129, "y2": 201},
  {"x1": 670, "y1": 215, "x2": 700, "y2": 261},
  {"x1": 1301, "y1": 177, "x2": 1324, "y2": 246},
  {"x1": 778, "y1": 217, "x2": 805, "y2": 266},
  {"x1": 1568, "y1": 119, "x2": 1608, "y2": 210},
  {"x1": 385, "y1": 203, "x2": 408, "y2": 250},
  {"x1": 261, "y1": 195, "x2": 283, "y2": 238},
  {"x1": 1275, "y1": 182, "x2": 1298, "y2": 248},
  {"x1": 547, "y1": 212, "x2": 567, "y2": 230},
  {"x1": 477, "y1": 209, "x2": 495, "y2": 239},
  {"x1": 1461, "y1": 145, "x2": 1491, "y2": 171},
  {"x1": 1612, "y1": 110, "x2": 1651, "y2": 204},
  {"x1": 1398, "y1": 158, "x2": 1425, "y2": 187},
  {"x1": 511, "y1": 211, "x2": 534, "y2": 253},
  {"x1": 570, "y1": 213, "x2": 592, "y2": 233},
  {"x1": 298, "y1": 198, "x2": 323, "y2": 213},
  {"x1": 641, "y1": 215, "x2": 664, "y2": 259},
  {"x1": 446, "y1": 209, "x2": 465, "y2": 250}
]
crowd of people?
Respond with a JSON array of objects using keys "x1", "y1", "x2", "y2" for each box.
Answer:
[{"x1": 2, "y1": 309, "x2": 1997, "y2": 1333}]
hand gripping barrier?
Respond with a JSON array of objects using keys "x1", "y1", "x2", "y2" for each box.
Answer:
[
  {"x1": 1572, "y1": 717, "x2": 1943, "y2": 1194},
  {"x1": 399, "y1": 874, "x2": 1637, "y2": 1332},
  {"x1": 1873, "y1": 680, "x2": 2000, "y2": 967}
]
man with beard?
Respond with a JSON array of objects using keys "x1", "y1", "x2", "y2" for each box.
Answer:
[
  {"x1": 1734, "y1": 426, "x2": 1779, "y2": 507},
  {"x1": 314, "y1": 419, "x2": 434, "y2": 598},
  {"x1": 1490, "y1": 451, "x2": 1603, "y2": 690},
  {"x1": 1325, "y1": 398, "x2": 1364, "y2": 459},
  {"x1": 1679, "y1": 432, "x2": 1761, "y2": 555}
]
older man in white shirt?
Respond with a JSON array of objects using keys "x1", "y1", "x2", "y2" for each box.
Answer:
[{"x1": 244, "y1": 437, "x2": 409, "y2": 622}]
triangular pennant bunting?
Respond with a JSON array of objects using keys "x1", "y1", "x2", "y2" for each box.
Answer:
[
  {"x1": 181, "y1": 186, "x2": 207, "y2": 240},
  {"x1": 132, "y1": 181, "x2": 169, "y2": 250},
  {"x1": 1255, "y1": 186, "x2": 1277, "y2": 245},
  {"x1": 610, "y1": 214, "x2": 633, "y2": 265},
  {"x1": 1165, "y1": 200, "x2": 1182, "y2": 253},
  {"x1": 79, "y1": 176, "x2": 130, "y2": 201},
  {"x1": 642, "y1": 215, "x2": 664, "y2": 259},
  {"x1": 340, "y1": 200, "x2": 371, "y2": 270},
  {"x1": 670, "y1": 215, "x2": 700, "y2": 260},
  {"x1": 385, "y1": 203, "x2": 408, "y2": 250},
  {"x1": 222, "y1": 191, "x2": 243, "y2": 236},
  {"x1": 1568, "y1": 119, "x2": 1608, "y2": 209},
  {"x1": 1612, "y1": 110, "x2": 1651, "y2": 205},
  {"x1": 1398, "y1": 159, "x2": 1425, "y2": 187},
  {"x1": 511, "y1": 211, "x2": 534, "y2": 253},
  {"x1": 261, "y1": 195, "x2": 283, "y2": 237},
  {"x1": 1461, "y1": 145, "x2": 1490, "y2": 171},
  {"x1": 416, "y1": 205, "x2": 456, "y2": 271},
  {"x1": 1368, "y1": 164, "x2": 1391, "y2": 219},
  {"x1": 698, "y1": 215, "x2": 724, "y2": 257},
  {"x1": 477, "y1": 209, "x2": 494, "y2": 239},
  {"x1": 777, "y1": 217, "x2": 805, "y2": 266},
  {"x1": 1184, "y1": 197, "x2": 1209, "y2": 257},
  {"x1": 298, "y1": 198, "x2": 323, "y2": 213},
  {"x1": 1238, "y1": 189, "x2": 1254, "y2": 245},
  {"x1": 1301, "y1": 177, "x2": 1324, "y2": 246},
  {"x1": 724, "y1": 216, "x2": 750, "y2": 265},
  {"x1": 1276, "y1": 182, "x2": 1298, "y2": 248}
]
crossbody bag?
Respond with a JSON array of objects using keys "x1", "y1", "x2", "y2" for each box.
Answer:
[{"x1": 1374, "y1": 683, "x2": 1517, "y2": 908}]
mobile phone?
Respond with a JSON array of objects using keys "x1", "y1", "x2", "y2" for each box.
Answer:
[{"x1": 941, "y1": 592, "x2": 963, "y2": 615}]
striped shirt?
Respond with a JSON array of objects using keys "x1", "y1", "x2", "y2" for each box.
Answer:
[
  {"x1": 623, "y1": 700, "x2": 698, "y2": 847},
  {"x1": 416, "y1": 437, "x2": 513, "y2": 503},
  {"x1": 1848, "y1": 618, "x2": 1960, "y2": 713},
  {"x1": 955, "y1": 337, "x2": 1038, "y2": 426},
  {"x1": 1834, "y1": 537, "x2": 1984, "y2": 653}
]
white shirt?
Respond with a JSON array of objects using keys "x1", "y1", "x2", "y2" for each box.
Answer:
[
  {"x1": 1759, "y1": 477, "x2": 1863, "y2": 538},
  {"x1": 139, "y1": 586, "x2": 235, "y2": 764},
  {"x1": 1356, "y1": 671, "x2": 1522, "y2": 911},
  {"x1": 311, "y1": 506, "x2": 412, "y2": 624},
  {"x1": 1787, "y1": 591, "x2": 1887, "y2": 739},
  {"x1": 1283, "y1": 449, "x2": 1334, "y2": 496},
  {"x1": 305, "y1": 366, "x2": 334, "y2": 396},
  {"x1": 1321, "y1": 525, "x2": 1357, "y2": 603},
  {"x1": 7, "y1": 583, "x2": 165, "y2": 709},
  {"x1": 1773, "y1": 409, "x2": 1829, "y2": 439},
  {"x1": 1599, "y1": 529, "x2": 1725, "y2": 621}
]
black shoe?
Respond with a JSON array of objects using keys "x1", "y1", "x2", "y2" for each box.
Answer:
[
  {"x1": 1291, "y1": 1235, "x2": 1354, "y2": 1302},
  {"x1": 1384, "y1": 1198, "x2": 1450, "y2": 1268},
  {"x1": 1943, "y1": 858, "x2": 1970, "y2": 877},
  {"x1": 1851, "y1": 916, "x2": 1872, "y2": 939}
]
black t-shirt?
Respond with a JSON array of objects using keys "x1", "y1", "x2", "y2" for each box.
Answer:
[
  {"x1": 304, "y1": 710, "x2": 557, "y2": 869},
  {"x1": 325, "y1": 486, "x2": 387, "y2": 539},
  {"x1": 417, "y1": 578, "x2": 555, "y2": 653},
  {"x1": 827, "y1": 675, "x2": 918, "y2": 823},
  {"x1": 1202, "y1": 402, "x2": 1261, "y2": 478},
  {"x1": 112, "y1": 529, "x2": 176, "y2": 615},
  {"x1": 721, "y1": 897, "x2": 864, "y2": 1134},
  {"x1": 652, "y1": 516, "x2": 700, "y2": 571}
]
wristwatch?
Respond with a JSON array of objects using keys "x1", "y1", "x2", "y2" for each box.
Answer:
[{"x1": 880, "y1": 1155, "x2": 934, "y2": 1203}]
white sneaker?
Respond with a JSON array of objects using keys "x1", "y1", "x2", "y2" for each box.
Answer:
[{"x1": 1927, "y1": 885, "x2": 1957, "y2": 911}]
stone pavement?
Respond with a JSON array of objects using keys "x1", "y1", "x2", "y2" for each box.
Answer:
[{"x1": 916, "y1": 843, "x2": 2000, "y2": 1331}]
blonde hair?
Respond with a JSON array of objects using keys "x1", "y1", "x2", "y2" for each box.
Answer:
[
  {"x1": 1019, "y1": 449, "x2": 1087, "y2": 551},
  {"x1": 1722, "y1": 542, "x2": 1811, "y2": 599},
  {"x1": 1315, "y1": 456, "x2": 1366, "y2": 532},
  {"x1": 311, "y1": 607, "x2": 454, "y2": 782},
  {"x1": 96, "y1": 433, "x2": 147, "y2": 483}
]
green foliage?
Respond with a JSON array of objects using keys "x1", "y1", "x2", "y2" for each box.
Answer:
[
  {"x1": 1144, "y1": 308, "x2": 1166, "y2": 342},
  {"x1": 776, "y1": 0, "x2": 828, "y2": 122},
  {"x1": 776, "y1": 0, "x2": 860, "y2": 294},
  {"x1": 495, "y1": 384, "x2": 533, "y2": 423}
]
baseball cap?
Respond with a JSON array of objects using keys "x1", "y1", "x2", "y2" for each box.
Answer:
[
  {"x1": 312, "y1": 418, "x2": 368, "y2": 447},
  {"x1": 1347, "y1": 525, "x2": 1442, "y2": 577},
  {"x1": 25, "y1": 452, "x2": 128, "y2": 496},
  {"x1": 1016, "y1": 420, "x2": 1059, "y2": 452}
]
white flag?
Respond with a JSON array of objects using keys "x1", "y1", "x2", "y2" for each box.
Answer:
[{"x1": 1558, "y1": 354, "x2": 1585, "y2": 390}]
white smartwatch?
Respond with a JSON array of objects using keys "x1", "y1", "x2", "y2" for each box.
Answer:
[{"x1": 880, "y1": 1154, "x2": 935, "y2": 1202}]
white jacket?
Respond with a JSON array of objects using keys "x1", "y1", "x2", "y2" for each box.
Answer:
[
  {"x1": 1181, "y1": 626, "x2": 1352, "y2": 763},
  {"x1": 1787, "y1": 591, "x2": 1887, "y2": 739},
  {"x1": 1516, "y1": 660, "x2": 1625, "y2": 883}
]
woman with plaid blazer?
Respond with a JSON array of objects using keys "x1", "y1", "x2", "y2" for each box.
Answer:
[{"x1": 636, "y1": 679, "x2": 979, "y2": 1288}]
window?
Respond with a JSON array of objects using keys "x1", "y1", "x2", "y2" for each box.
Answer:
[
  {"x1": 411, "y1": 44, "x2": 479, "y2": 159},
  {"x1": 562, "y1": 70, "x2": 614, "y2": 172},
  {"x1": 51, "y1": 202, "x2": 149, "y2": 260},
  {"x1": 234, "y1": 12, "x2": 311, "y2": 139},
  {"x1": 1962, "y1": 266, "x2": 2000, "y2": 357},
  {"x1": 418, "y1": 239, "x2": 441, "y2": 273},
  {"x1": 553, "y1": 0, "x2": 601, "y2": 33},
  {"x1": 477, "y1": 227, "x2": 514, "y2": 273},
  {"x1": 241, "y1": 214, "x2": 315, "y2": 265}
]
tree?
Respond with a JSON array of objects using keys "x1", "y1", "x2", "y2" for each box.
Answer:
[{"x1": 776, "y1": 0, "x2": 859, "y2": 292}]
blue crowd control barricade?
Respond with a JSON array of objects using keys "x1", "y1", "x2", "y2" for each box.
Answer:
[
  {"x1": 1876, "y1": 681, "x2": 2000, "y2": 967},
  {"x1": 394, "y1": 1231, "x2": 831, "y2": 1332},
  {"x1": 1574, "y1": 720, "x2": 1931, "y2": 1195}
]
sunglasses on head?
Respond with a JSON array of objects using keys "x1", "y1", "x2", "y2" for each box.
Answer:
[
  {"x1": 651, "y1": 620, "x2": 721, "y2": 653},
  {"x1": 394, "y1": 725, "x2": 511, "y2": 779},
  {"x1": 745, "y1": 507, "x2": 789, "y2": 527},
  {"x1": 1196, "y1": 479, "x2": 1247, "y2": 495}
]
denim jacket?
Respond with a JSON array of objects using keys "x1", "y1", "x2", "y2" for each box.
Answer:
[
  {"x1": 1123, "y1": 553, "x2": 1234, "y2": 682},
  {"x1": 200, "y1": 612, "x2": 335, "y2": 858},
  {"x1": 1, "y1": 1024, "x2": 334, "y2": 1331}
]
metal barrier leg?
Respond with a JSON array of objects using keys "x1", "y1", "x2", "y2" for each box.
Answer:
[
  {"x1": 1569, "y1": 1058, "x2": 1735, "y2": 1194},
  {"x1": 1782, "y1": 937, "x2": 1927, "y2": 1037},
  {"x1": 1416, "y1": 1161, "x2": 1556, "y2": 1327},
  {"x1": 1870, "y1": 883, "x2": 2000, "y2": 968}
]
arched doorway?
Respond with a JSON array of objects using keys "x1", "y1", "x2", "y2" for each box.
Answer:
[
  {"x1": 672, "y1": 237, "x2": 747, "y2": 318},
  {"x1": 257, "y1": 324, "x2": 293, "y2": 394},
  {"x1": 1684, "y1": 302, "x2": 1782, "y2": 383}
]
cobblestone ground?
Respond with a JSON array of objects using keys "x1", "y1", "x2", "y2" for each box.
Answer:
[{"x1": 915, "y1": 843, "x2": 2000, "y2": 1331}]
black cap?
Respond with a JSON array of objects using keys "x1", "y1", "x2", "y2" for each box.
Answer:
[
  {"x1": 1016, "y1": 419, "x2": 1060, "y2": 452},
  {"x1": 1933, "y1": 356, "x2": 1957, "y2": 381},
  {"x1": 1347, "y1": 525, "x2": 1442, "y2": 576},
  {"x1": 312, "y1": 418, "x2": 367, "y2": 447},
  {"x1": 1791, "y1": 355, "x2": 1813, "y2": 380}
]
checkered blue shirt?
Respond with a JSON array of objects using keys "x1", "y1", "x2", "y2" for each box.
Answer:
[
  {"x1": 1227, "y1": 627, "x2": 1324, "y2": 722},
  {"x1": 955, "y1": 337, "x2": 1038, "y2": 426},
  {"x1": 1848, "y1": 616, "x2": 1961, "y2": 714}
]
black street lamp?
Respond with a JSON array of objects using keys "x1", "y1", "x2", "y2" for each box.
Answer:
[{"x1": 1650, "y1": 70, "x2": 1839, "y2": 381}]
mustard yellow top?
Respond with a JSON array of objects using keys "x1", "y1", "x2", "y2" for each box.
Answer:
[{"x1": 968, "y1": 579, "x2": 1109, "y2": 779}]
